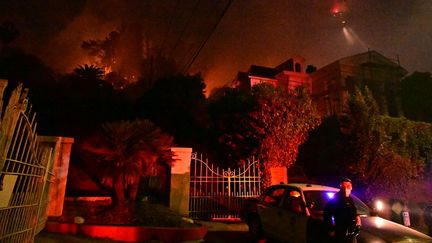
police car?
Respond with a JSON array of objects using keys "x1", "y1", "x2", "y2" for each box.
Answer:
[{"x1": 242, "y1": 183, "x2": 432, "y2": 242}]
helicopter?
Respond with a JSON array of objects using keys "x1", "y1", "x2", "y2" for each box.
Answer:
[{"x1": 331, "y1": 0, "x2": 348, "y2": 25}]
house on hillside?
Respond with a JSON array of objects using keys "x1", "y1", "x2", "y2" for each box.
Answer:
[
  {"x1": 311, "y1": 50, "x2": 407, "y2": 117},
  {"x1": 233, "y1": 56, "x2": 311, "y2": 92},
  {"x1": 233, "y1": 51, "x2": 407, "y2": 117}
]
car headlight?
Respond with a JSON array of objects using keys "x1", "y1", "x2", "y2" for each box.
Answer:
[{"x1": 375, "y1": 200, "x2": 384, "y2": 211}]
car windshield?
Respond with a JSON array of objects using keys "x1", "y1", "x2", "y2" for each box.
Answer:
[{"x1": 304, "y1": 190, "x2": 370, "y2": 215}]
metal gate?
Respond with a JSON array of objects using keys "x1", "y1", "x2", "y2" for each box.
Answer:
[
  {"x1": 189, "y1": 153, "x2": 261, "y2": 220},
  {"x1": 0, "y1": 82, "x2": 54, "y2": 243}
]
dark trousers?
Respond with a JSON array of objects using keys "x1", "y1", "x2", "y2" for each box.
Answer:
[
  {"x1": 328, "y1": 236, "x2": 356, "y2": 243},
  {"x1": 331, "y1": 229, "x2": 357, "y2": 243}
]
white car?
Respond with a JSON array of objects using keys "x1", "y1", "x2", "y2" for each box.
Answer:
[{"x1": 242, "y1": 183, "x2": 432, "y2": 243}]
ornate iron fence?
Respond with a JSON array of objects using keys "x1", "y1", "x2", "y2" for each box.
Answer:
[
  {"x1": 0, "y1": 81, "x2": 54, "y2": 243},
  {"x1": 189, "y1": 153, "x2": 261, "y2": 220}
]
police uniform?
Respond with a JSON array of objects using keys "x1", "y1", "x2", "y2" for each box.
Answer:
[{"x1": 324, "y1": 190, "x2": 358, "y2": 243}]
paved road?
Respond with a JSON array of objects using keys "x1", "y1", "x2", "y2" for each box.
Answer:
[
  {"x1": 37, "y1": 231, "x2": 251, "y2": 243},
  {"x1": 36, "y1": 221, "x2": 250, "y2": 242},
  {"x1": 198, "y1": 220, "x2": 250, "y2": 243},
  {"x1": 204, "y1": 231, "x2": 250, "y2": 243}
]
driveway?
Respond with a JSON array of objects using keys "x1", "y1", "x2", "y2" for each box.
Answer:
[
  {"x1": 36, "y1": 220, "x2": 250, "y2": 243},
  {"x1": 198, "y1": 220, "x2": 249, "y2": 243}
]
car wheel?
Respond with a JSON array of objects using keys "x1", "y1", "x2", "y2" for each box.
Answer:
[{"x1": 248, "y1": 215, "x2": 264, "y2": 242}]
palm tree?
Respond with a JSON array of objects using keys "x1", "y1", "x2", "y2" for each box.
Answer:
[
  {"x1": 72, "y1": 64, "x2": 112, "y2": 94},
  {"x1": 80, "y1": 119, "x2": 174, "y2": 207},
  {"x1": 74, "y1": 64, "x2": 104, "y2": 80}
]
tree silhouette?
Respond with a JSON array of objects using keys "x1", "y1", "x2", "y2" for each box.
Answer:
[
  {"x1": 79, "y1": 119, "x2": 174, "y2": 207},
  {"x1": 297, "y1": 115, "x2": 350, "y2": 185},
  {"x1": 81, "y1": 31, "x2": 120, "y2": 68},
  {"x1": 401, "y1": 72, "x2": 432, "y2": 122},
  {"x1": 82, "y1": 28, "x2": 178, "y2": 90},
  {"x1": 207, "y1": 86, "x2": 256, "y2": 167},
  {"x1": 0, "y1": 21, "x2": 19, "y2": 47},
  {"x1": 73, "y1": 64, "x2": 104, "y2": 81},
  {"x1": 136, "y1": 74, "x2": 207, "y2": 148}
]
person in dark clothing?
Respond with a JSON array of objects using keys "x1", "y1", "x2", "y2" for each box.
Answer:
[
  {"x1": 425, "y1": 205, "x2": 432, "y2": 236},
  {"x1": 324, "y1": 178, "x2": 361, "y2": 243}
]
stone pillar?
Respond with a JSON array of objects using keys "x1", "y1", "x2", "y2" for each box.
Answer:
[
  {"x1": 169, "y1": 147, "x2": 192, "y2": 217},
  {"x1": 270, "y1": 166, "x2": 288, "y2": 185},
  {"x1": 38, "y1": 136, "x2": 74, "y2": 216}
]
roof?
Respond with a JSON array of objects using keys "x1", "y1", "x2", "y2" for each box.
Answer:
[
  {"x1": 338, "y1": 50, "x2": 408, "y2": 74},
  {"x1": 271, "y1": 183, "x2": 339, "y2": 192},
  {"x1": 248, "y1": 65, "x2": 276, "y2": 78},
  {"x1": 312, "y1": 50, "x2": 408, "y2": 78},
  {"x1": 274, "y1": 56, "x2": 306, "y2": 73}
]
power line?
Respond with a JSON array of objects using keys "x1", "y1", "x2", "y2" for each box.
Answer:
[
  {"x1": 176, "y1": 0, "x2": 220, "y2": 73},
  {"x1": 160, "y1": 0, "x2": 181, "y2": 55},
  {"x1": 183, "y1": 0, "x2": 234, "y2": 74},
  {"x1": 168, "y1": 0, "x2": 202, "y2": 59}
]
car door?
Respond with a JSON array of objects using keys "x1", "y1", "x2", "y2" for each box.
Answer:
[
  {"x1": 276, "y1": 187, "x2": 309, "y2": 243},
  {"x1": 257, "y1": 186, "x2": 288, "y2": 239}
]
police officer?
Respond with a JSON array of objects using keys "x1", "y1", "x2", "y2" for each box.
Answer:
[
  {"x1": 425, "y1": 205, "x2": 432, "y2": 236},
  {"x1": 324, "y1": 178, "x2": 361, "y2": 243}
]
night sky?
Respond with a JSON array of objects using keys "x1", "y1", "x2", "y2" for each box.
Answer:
[{"x1": 1, "y1": 0, "x2": 431, "y2": 92}]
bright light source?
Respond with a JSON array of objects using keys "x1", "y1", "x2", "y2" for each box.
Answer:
[
  {"x1": 326, "y1": 192, "x2": 335, "y2": 199},
  {"x1": 376, "y1": 200, "x2": 384, "y2": 211},
  {"x1": 332, "y1": 7, "x2": 340, "y2": 15},
  {"x1": 374, "y1": 217, "x2": 384, "y2": 228}
]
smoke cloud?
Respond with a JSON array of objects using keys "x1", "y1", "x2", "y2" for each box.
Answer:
[{"x1": 0, "y1": 0, "x2": 431, "y2": 91}]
